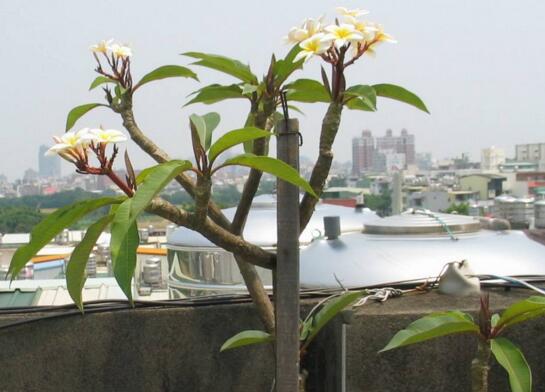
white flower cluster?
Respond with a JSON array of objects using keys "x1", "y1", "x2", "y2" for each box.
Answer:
[
  {"x1": 90, "y1": 39, "x2": 132, "y2": 59},
  {"x1": 46, "y1": 128, "x2": 127, "y2": 160},
  {"x1": 285, "y1": 7, "x2": 396, "y2": 63}
]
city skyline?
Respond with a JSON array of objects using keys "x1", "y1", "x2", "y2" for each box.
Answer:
[{"x1": 1, "y1": 1, "x2": 545, "y2": 180}]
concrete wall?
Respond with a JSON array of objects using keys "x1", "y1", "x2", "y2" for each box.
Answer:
[{"x1": 1, "y1": 290, "x2": 544, "y2": 391}]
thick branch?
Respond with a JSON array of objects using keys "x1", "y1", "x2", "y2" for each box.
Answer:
[
  {"x1": 299, "y1": 102, "x2": 343, "y2": 231},
  {"x1": 146, "y1": 198, "x2": 276, "y2": 270},
  {"x1": 231, "y1": 108, "x2": 275, "y2": 234},
  {"x1": 116, "y1": 98, "x2": 230, "y2": 229}
]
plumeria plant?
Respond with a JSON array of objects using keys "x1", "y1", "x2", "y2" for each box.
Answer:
[
  {"x1": 9, "y1": 7, "x2": 428, "y2": 339},
  {"x1": 381, "y1": 294, "x2": 545, "y2": 392},
  {"x1": 220, "y1": 290, "x2": 364, "y2": 391}
]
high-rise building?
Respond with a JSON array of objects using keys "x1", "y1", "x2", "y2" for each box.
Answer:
[
  {"x1": 376, "y1": 129, "x2": 415, "y2": 166},
  {"x1": 352, "y1": 129, "x2": 416, "y2": 175},
  {"x1": 352, "y1": 130, "x2": 374, "y2": 174},
  {"x1": 481, "y1": 146, "x2": 505, "y2": 171},
  {"x1": 515, "y1": 143, "x2": 545, "y2": 170},
  {"x1": 39, "y1": 144, "x2": 61, "y2": 178}
]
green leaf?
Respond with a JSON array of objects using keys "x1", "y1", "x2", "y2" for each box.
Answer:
[
  {"x1": 110, "y1": 201, "x2": 139, "y2": 302},
  {"x1": 66, "y1": 103, "x2": 105, "y2": 131},
  {"x1": 185, "y1": 84, "x2": 245, "y2": 106},
  {"x1": 344, "y1": 85, "x2": 377, "y2": 111},
  {"x1": 273, "y1": 45, "x2": 304, "y2": 87},
  {"x1": 304, "y1": 291, "x2": 363, "y2": 345},
  {"x1": 130, "y1": 160, "x2": 192, "y2": 219},
  {"x1": 220, "y1": 330, "x2": 273, "y2": 352},
  {"x1": 496, "y1": 296, "x2": 545, "y2": 331},
  {"x1": 491, "y1": 338, "x2": 532, "y2": 392},
  {"x1": 66, "y1": 214, "x2": 114, "y2": 311},
  {"x1": 285, "y1": 79, "x2": 331, "y2": 103},
  {"x1": 219, "y1": 153, "x2": 317, "y2": 197},
  {"x1": 380, "y1": 311, "x2": 479, "y2": 352},
  {"x1": 208, "y1": 127, "x2": 271, "y2": 164},
  {"x1": 8, "y1": 197, "x2": 122, "y2": 279},
  {"x1": 241, "y1": 84, "x2": 258, "y2": 95},
  {"x1": 189, "y1": 113, "x2": 221, "y2": 151},
  {"x1": 89, "y1": 76, "x2": 115, "y2": 91},
  {"x1": 491, "y1": 313, "x2": 500, "y2": 328},
  {"x1": 372, "y1": 83, "x2": 429, "y2": 113},
  {"x1": 135, "y1": 65, "x2": 198, "y2": 90},
  {"x1": 182, "y1": 52, "x2": 257, "y2": 84}
]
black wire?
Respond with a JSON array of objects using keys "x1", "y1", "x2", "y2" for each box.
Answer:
[{"x1": 2, "y1": 275, "x2": 544, "y2": 331}]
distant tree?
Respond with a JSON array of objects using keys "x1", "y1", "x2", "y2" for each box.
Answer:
[
  {"x1": 365, "y1": 190, "x2": 392, "y2": 216},
  {"x1": 0, "y1": 207, "x2": 45, "y2": 233},
  {"x1": 446, "y1": 202, "x2": 469, "y2": 215},
  {"x1": 328, "y1": 176, "x2": 347, "y2": 187}
]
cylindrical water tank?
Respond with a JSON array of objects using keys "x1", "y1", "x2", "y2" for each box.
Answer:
[
  {"x1": 86, "y1": 253, "x2": 97, "y2": 278},
  {"x1": 535, "y1": 200, "x2": 545, "y2": 229},
  {"x1": 142, "y1": 257, "x2": 162, "y2": 286},
  {"x1": 510, "y1": 197, "x2": 534, "y2": 227}
]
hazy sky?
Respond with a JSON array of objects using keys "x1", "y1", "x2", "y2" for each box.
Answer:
[{"x1": 1, "y1": 0, "x2": 545, "y2": 179}]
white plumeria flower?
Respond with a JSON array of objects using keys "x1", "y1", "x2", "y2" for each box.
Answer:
[
  {"x1": 83, "y1": 128, "x2": 128, "y2": 144},
  {"x1": 284, "y1": 16, "x2": 324, "y2": 44},
  {"x1": 372, "y1": 24, "x2": 397, "y2": 43},
  {"x1": 285, "y1": 27, "x2": 310, "y2": 44},
  {"x1": 336, "y1": 7, "x2": 369, "y2": 18},
  {"x1": 344, "y1": 16, "x2": 378, "y2": 37},
  {"x1": 294, "y1": 33, "x2": 331, "y2": 62},
  {"x1": 323, "y1": 24, "x2": 364, "y2": 48},
  {"x1": 111, "y1": 44, "x2": 133, "y2": 59},
  {"x1": 90, "y1": 39, "x2": 113, "y2": 54},
  {"x1": 46, "y1": 129, "x2": 89, "y2": 156}
]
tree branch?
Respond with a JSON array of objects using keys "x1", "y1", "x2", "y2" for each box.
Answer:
[
  {"x1": 115, "y1": 97, "x2": 230, "y2": 229},
  {"x1": 299, "y1": 102, "x2": 343, "y2": 232},
  {"x1": 231, "y1": 106, "x2": 275, "y2": 234},
  {"x1": 146, "y1": 198, "x2": 276, "y2": 270}
]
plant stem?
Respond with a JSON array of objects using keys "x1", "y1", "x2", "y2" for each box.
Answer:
[
  {"x1": 471, "y1": 339, "x2": 491, "y2": 392},
  {"x1": 107, "y1": 170, "x2": 134, "y2": 197},
  {"x1": 299, "y1": 102, "x2": 343, "y2": 232}
]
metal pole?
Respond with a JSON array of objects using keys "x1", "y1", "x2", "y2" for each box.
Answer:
[{"x1": 275, "y1": 118, "x2": 300, "y2": 391}]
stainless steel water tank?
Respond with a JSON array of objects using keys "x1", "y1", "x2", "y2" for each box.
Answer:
[{"x1": 535, "y1": 200, "x2": 545, "y2": 229}]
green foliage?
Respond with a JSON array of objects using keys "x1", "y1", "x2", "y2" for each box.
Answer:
[
  {"x1": 328, "y1": 176, "x2": 347, "y2": 187},
  {"x1": 372, "y1": 84, "x2": 429, "y2": 114},
  {"x1": 344, "y1": 85, "x2": 377, "y2": 111},
  {"x1": 364, "y1": 191, "x2": 391, "y2": 216},
  {"x1": 285, "y1": 79, "x2": 331, "y2": 103},
  {"x1": 219, "y1": 154, "x2": 317, "y2": 197},
  {"x1": 0, "y1": 206, "x2": 44, "y2": 233},
  {"x1": 256, "y1": 179, "x2": 276, "y2": 196},
  {"x1": 496, "y1": 296, "x2": 545, "y2": 331},
  {"x1": 8, "y1": 197, "x2": 123, "y2": 279},
  {"x1": 211, "y1": 185, "x2": 241, "y2": 208},
  {"x1": 185, "y1": 84, "x2": 245, "y2": 106},
  {"x1": 67, "y1": 214, "x2": 114, "y2": 311},
  {"x1": 89, "y1": 76, "x2": 115, "y2": 90},
  {"x1": 135, "y1": 65, "x2": 198, "y2": 89},
  {"x1": 110, "y1": 160, "x2": 191, "y2": 301},
  {"x1": 182, "y1": 52, "x2": 257, "y2": 84},
  {"x1": 273, "y1": 45, "x2": 304, "y2": 87},
  {"x1": 208, "y1": 127, "x2": 271, "y2": 164},
  {"x1": 221, "y1": 291, "x2": 363, "y2": 354},
  {"x1": 220, "y1": 330, "x2": 273, "y2": 352},
  {"x1": 380, "y1": 311, "x2": 479, "y2": 352},
  {"x1": 65, "y1": 103, "x2": 105, "y2": 131},
  {"x1": 491, "y1": 338, "x2": 531, "y2": 392},
  {"x1": 302, "y1": 291, "x2": 363, "y2": 348},
  {"x1": 189, "y1": 112, "x2": 221, "y2": 151},
  {"x1": 446, "y1": 202, "x2": 469, "y2": 215},
  {"x1": 112, "y1": 217, "x2": 139, "y2": 302},
  {"x1": 0, "y1": 189, "x2": 104, "y2": 210}
]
